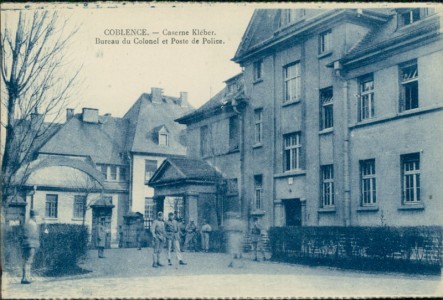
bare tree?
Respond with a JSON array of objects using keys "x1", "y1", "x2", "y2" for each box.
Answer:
[{"x1": 1, "y1": 10, "x2": 81, "y2": 203}]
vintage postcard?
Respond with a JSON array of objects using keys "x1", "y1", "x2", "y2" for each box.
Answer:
[{"x1": 1, "y1": 2, "x2": 442, "y2": 299}]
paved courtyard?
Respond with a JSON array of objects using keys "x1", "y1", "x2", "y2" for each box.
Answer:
[{"x1": 3, "y1": 248, "x2": 443, "y2": 298}]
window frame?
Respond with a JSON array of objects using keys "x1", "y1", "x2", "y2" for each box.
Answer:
[
  {"x1": 401, "y1": 153, "x2": 421, "y2": 204},
  {"x1": 320, "y1": 87, "x2": 334, "y2": 130},
  {"x1": 321, "y1": 165, "x2": 335, "y2": 208},
  {"x1": 283, "y1": 132, "x2": 302, "y2": 172},
  {"x1": 360, "y1": 159, "x2": 377, "y2": 206},
  {"x1": 45, "y1": 194, "x2": 58, "y2": 218},
  {"x1": 144, "y1": 197, "x2": 155, "y2": 229},
  {"x1": 253, "y1": 60, "x2": 263, "y2": 82},
  {"x1": 73, "y1": 195, "x2": 87, "y2": 219},
  {"x1": 283, "y1": 61, "x2": 301, "y2": 103},
  {"x1": 319, "y1": 30, "x2": 332, "y2": 54},
  {"x1": 229, "y1": 115, "x2": 239, "y2": 152},
  {"x1": 144, "y1": 159, "x2": 157, "y2": 184},
  {"x1": 358, "y1": 73, "x2": 375, "y2": 121},
  {"x1": 254, "y1": 108, "x2": 263, "y2": 145},
  {"x1": 200, "y1": 125, "x2": 210, "y2": 157},
  {"x1": 254, "y1": 174, "x2": 263, "y2": 210},
  {"x1": 159, "y1": 133, "x2": 169, "y2": 146},
  {"x1": 399, "y1": 60, "x2": 419, "y2": 112}
]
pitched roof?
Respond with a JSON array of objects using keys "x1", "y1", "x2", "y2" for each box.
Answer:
[
  {"x1": 123, "y1": 93, "x2": 192, "y2": 155},
  {"x1": 233, "y1": 8, "x2": 392, "y2": 63},
  {"x1": 149, "y1": 157, "x2": 222, "y2": 186},
  {"x1": 38, "y1": 90, "x2": 194, "y2": 164},
  {"x1": 340, "y1": 10, "x2": 441, "y2": 65},
  {"x1": 39, "y1": 115, "x2": 129, "y2": 165},
  {"x1": 176, "y1": 74, "x2": 245, "y2": 124}
]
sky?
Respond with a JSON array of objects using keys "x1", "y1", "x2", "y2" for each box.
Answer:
[{"x1": 2, "y1": 3, "x2": 255, "y2": 118}]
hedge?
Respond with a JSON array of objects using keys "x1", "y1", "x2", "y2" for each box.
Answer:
[
  {"x1": 268, "y1": 226, "x2": 443, "y2": 274},
  {"x1": 2, "y1": 224, "x2": 89, "y2": 276}
]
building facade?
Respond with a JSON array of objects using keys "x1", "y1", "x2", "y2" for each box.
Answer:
[
  {"x1": 9, "y1": 88, "x2": 191, "y2": 247},
  {"x1": 151, "y1": 7, "x2": 443, "y2": 231}
]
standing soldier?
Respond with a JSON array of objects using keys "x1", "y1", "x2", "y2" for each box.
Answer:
[
  {"x1": 151, "y1": 211, "x2": 166, "y2": 268},
  {"x1": 184, "y1": 219, "x2": 197, "y2": 252},
  {"x1": 201, "y1": 220, "x2": 212, "y2": 253},
  {"x1": 96, "y1": 217, "x2": 106, "y2": 258},
  {"x1": 251, "y1": 217, "x2": 266, "y2": 261},
  {"x1": 178, "y1": 218, "x2": 186, "y2": 250},
  {"x1": 165, "y1": 212, "x2": 187, "y2": 266},
  {"x1": 21, "y1": 210, "x2": 40, "y2": 284}
]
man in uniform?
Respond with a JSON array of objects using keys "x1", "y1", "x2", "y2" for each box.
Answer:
[
  {"x1": 201, "y1": 220, "x2": 212, "y2": 253},
  {"x1": 151, "y1": 211, "x2": 166, "y2": 268},
  {"x1": 96, "y1": 217, "x2": 106, "y2": 258},
  {"x1": 21, "y1": 210, "x2": 40, "y2": 284},
  {"x1": 184, "y1": 219, "x2": 197, "y2": 252},
  {"x1": 165, "y1": 212, "x2": 187, "y2": 266},
  {"x1": 251, "y1": 217, "x2": 266, "y2": 261}
]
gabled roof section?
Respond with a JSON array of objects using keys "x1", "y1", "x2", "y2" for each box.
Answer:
[
  {"x1": 233, "y1": 8, "x2": 392, "y2": 64},
  {"x1": 149, "y1": 157, "x2": 222, "y2": 186},
  {"x1": 176, "y1": 74, "x2": 245, "y2": 125},
  {"x1": 39, "y1": 115, "x2": 128, "y2": 165},
  {"x1": 340, "y1": 9, "x2": 440, "y2": 67},
  {"x1": 123, "y1": 92, "x2": 193, "y2": 154}
]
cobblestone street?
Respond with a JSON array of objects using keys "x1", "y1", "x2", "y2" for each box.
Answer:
[{"x1": 3, "y1": 248, "x2": 442, "y2": 298}]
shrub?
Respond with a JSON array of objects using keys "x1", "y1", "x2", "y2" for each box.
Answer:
[
  {"x1": 268, "y1": 226, "x2": 443, "y2": 274},
  {"x1": 2, "y1": 223, "x2": 89, "y2": 276}
]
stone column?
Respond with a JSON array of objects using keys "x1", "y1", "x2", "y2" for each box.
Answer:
[{"x1": 185, "y1": 194, "x2": 199, "y2": 224}]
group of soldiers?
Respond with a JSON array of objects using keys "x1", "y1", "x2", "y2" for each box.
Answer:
[{"x1": 150, "y1": 211, "x2": 214, "y2": 267}]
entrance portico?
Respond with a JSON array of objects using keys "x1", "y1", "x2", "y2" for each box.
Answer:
[{"x1": 149, "y1": 157, "x2": 222, "y2": 228}]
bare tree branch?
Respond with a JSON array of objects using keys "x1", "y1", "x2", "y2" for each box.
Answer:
[{"x1": 1, "y1": 10, "x2": 81, "y2": 204}]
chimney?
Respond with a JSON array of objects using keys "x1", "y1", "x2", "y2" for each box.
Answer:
[
  {"x1": 30, "y1": 112, "x2": 44, "y2": 128},
  {"x1": 82, "y1": 108, "x2": 99, "y2": 124},
  {"x1": 151, "y1": 87, "x2": 163, "y2": 103},
  {"x1": 178, "y1": 91, "x2": 188, "y2": 107},
  {"x1": 66, "y1": 108, "x2": 74, "y2": 122}
]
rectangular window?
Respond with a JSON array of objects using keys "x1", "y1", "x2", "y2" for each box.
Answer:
[
  {"x1": 253, "y1": 60, "x2": 262, "y2": 81},
  {"x1": 159, "y1": 133, "x2": 168, "y2": 146},
  {"x1": 45, "y1": 194, "x2": 58, "y2": 218},
  {"x1": 284, "y1": 62, "x2": 301, "y2": 103},
  {"x1": 254, "y1": 175, "x2": 263, "y2": 210},
  {"x1": 284, "y1": 132, "x2": 301, "y2": 172},
  {"x1": 229, "y1": 116, "x2": 239, "y2": 151},
  {"x1": 174, "y1": 197, "x2": 185, "y2": 220},
  {"x1": 400, "y1": 61, "x2": 419, "y2": 111},
  {"x1": 144, "y1": 160, "x2": 157, "y2": 183},
  {"x1": 73, "y1": 195, "x2": 86, "y2": 219},
  {"x1": 319, "y1": 30, "x2": 332, "y2": 54},
  {"x1": 119, "y1": 167, "x2": 127, "y2": 181},
  {"x1": 401, "y1": 153, "x2": 421, "y2": 204},
  {"x1": 200, "y1": 125, "x2": 210, "y2": 157},
  {"x1": 399, "y1": 8, "x2": 434, "y2": 27},
  {"x1": 100, "y1": 165, "x2": 108, "y2": 180},
  {"x1": 144, "y1": 197, "x2": 155, "y2": 228},
  {"x1": 321, "y1": 165, "x2": 334, "y2": 207},
  {"x1": 110, "y1": 165, "x2": 117, "y2": 181},
  {"x1": 254, "y1": 109, "x2": 263, "y2": 144},
  {"x1": 360, "y1": 159, "x2": 376, "y2": 206},
  {"x1": 359, "y1": 74, "x2": 375, "y2": 121},
  {"x1": 320, "y1": 87, "x2": 334, "y2": 129}
]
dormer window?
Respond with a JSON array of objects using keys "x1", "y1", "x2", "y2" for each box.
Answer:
[
  {"x1": 154, "y1": 125, "x2": 169, "y2": 146},
  {"x1": 159, "y1": 133, "x2": 168, "y2": 146},
  {"x1": 398, "y1": 8, "x2": 435, "y2": 27},
  {"x1": 279, "y1": 9, "x2": 306, "y2": 28}
]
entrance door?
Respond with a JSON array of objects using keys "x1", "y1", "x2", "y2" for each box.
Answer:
[
  {"x1": 284, "y1": 199, "x2": 302, "y2": 226},
  {"x1": 92, "y1": 208, "x2": 112, "y2": 248}
]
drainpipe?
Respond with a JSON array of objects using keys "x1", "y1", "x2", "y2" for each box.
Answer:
[
  {"x1": 334, "y1": 61, "x2": 351, "y2": 226},
  {"x1": 232, "y1": 99, "x2": 247, "y2": 221},
  {"x1": 128, "y1": 153, "x2": 133, "y2": 213}
]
